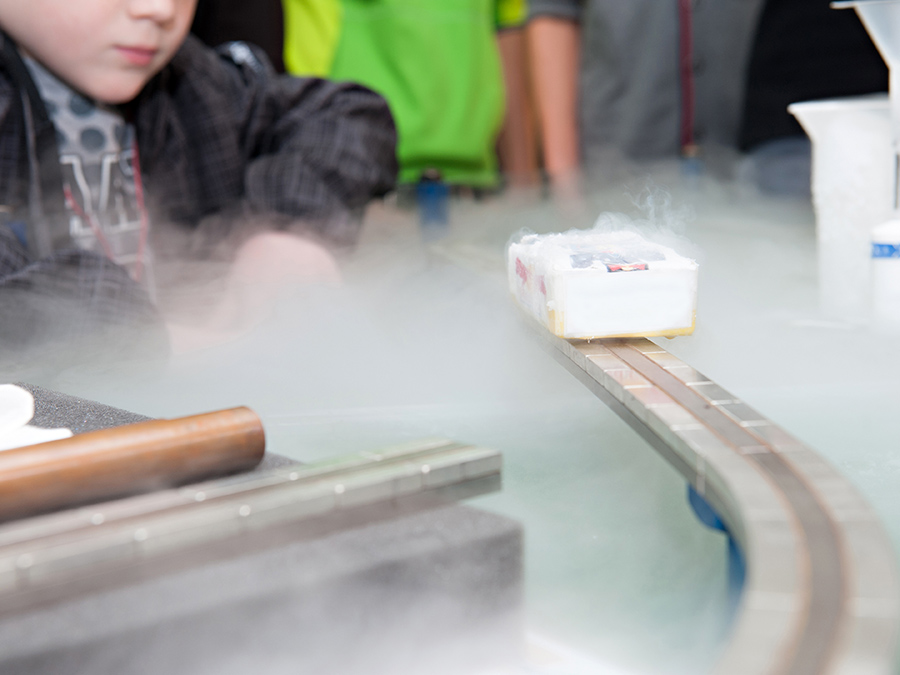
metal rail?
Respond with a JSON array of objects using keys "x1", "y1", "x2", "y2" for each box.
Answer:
[
  {"x1": 0, "y1": 438, "x2": 501, "y2": 615},
  {"x1": 545, "y1": 335, "x2": 899, "y2": 675}
]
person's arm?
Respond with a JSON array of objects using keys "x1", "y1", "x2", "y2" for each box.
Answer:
[
  {"x1": 241, "y1": 71, "x2": 399, "y2": 246},
  {"x1": 140, "y1": 38, "x2": 399, "y2": 249},
  {"x1": 496, "y1": 27, "x2": 540, "y2": 188},
  {"x1": 527, "y1": 15, "x2": 581, "y2": 189}
]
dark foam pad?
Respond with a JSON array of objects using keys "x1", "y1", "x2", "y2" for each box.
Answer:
[{"x1": 0, "y1": 385, "x2": 524, "y2": 674}]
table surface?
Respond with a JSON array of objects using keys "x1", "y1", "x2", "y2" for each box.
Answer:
[{"x1": 44, "y1": 165, "x2": 899, "y2": 675}]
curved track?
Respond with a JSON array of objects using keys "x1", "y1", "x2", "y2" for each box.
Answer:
[{"x1": 546, "y1": 335, "x2": 899, "y2": 675}]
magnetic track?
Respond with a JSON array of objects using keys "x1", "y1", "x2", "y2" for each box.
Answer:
[
  {"x1": 0, "y1": 438, "x2": 503, "y2": 616},
  {"x1": 540, "y1": 331, "x2": 900, "y2": 675},
  {"x1": 607, "y1": 342, "x2": 843, "y2": 675}
]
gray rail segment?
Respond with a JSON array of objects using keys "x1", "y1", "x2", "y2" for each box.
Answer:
[
  {"x1": 0, "y1": 438, "x2": 501, "y2": 615},
  {"x1": 545, "y1": 335, "x2": 899, "y2": 675}
]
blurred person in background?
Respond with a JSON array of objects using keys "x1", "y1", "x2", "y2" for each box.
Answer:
[
  {"x1": 526, "y1": 0, "x2": 765, "y2": 196},
  {"x1": 282, "y1": 0, "x2": 538, "y2": 200}
]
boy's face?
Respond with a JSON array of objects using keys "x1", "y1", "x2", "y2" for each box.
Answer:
[{"x1": 0, "y1": 0, "x2": 197, "y2": 104}]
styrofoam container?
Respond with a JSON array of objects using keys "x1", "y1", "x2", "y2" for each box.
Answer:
[{"x1": 508, "y1": 229, "x2": 698, "y2": 339}]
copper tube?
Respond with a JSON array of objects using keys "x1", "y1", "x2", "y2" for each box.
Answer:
[{"x1": 0, "y1": 407, "x2": 265, "y2": 521}]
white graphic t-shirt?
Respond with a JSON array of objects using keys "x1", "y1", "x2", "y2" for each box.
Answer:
[{"x1": 23, "y1": 56, "x2": 154, "y2": 288}]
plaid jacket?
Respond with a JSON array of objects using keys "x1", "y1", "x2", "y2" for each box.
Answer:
[{"x1": 0, "y1": 33, "x2": 397, "y2": 365}]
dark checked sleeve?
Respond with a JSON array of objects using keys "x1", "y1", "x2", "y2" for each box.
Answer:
[
  {"x1": 138, "y1": 37, "x2": 398, "y2": 248},
  {"x1": 0, "y1": 226, "x2": 169, "y2": 368}
]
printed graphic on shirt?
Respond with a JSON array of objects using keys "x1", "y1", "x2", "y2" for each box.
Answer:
[
  {"x1": 24, "y1": 57, "x2": 152, "y2": 285},
  {"x1": 58, "y1": 125, "x2": 143, "y2": 270}
]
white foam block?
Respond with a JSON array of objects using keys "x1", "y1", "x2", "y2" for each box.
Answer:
[
  {"x1": 508, "y1": 229, "x2": 698, "y2": 339},
  {"x1": 0, "y1": 425, "x2": 73, "y2": 452},
  {"x1": 0, "y1": 384, "x2": 33, "y2": 437},
  {"x1": 0, "y1": 384, "x2": 72, "y2": 451}
]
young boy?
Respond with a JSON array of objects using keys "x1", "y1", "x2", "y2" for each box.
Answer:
[{"x1": 0, "y1": 0, "x2": 397, "y2": 367}]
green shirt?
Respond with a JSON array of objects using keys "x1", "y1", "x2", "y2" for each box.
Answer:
[{"x1": 283, "y1": 0, "x2": 526, "y2": 187}]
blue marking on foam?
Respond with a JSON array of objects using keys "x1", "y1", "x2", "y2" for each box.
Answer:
[{"x1": 873, "y1": 242, "x2": 900, "y2": 258}]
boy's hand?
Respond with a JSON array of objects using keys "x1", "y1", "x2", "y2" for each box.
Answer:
[{"x1": 167, "y1": 230, "x2": 340, "y2": 354}]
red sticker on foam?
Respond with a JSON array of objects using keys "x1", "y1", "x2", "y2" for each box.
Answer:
[{"x1": 516, "y1": 258, "x2": 528, "y2": 283}]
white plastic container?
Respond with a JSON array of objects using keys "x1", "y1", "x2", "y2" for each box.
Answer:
[{"x1": 789, "y1": 96, "x2": 895, "y2": 320}]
